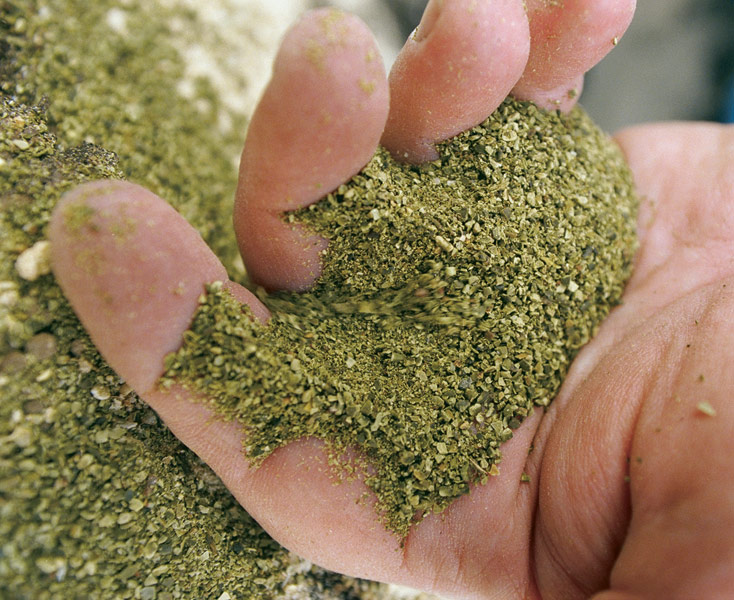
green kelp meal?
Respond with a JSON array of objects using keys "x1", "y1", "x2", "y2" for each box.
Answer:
[{"x1": 162, "y1": 98, "x2": 638, "y2": 538}]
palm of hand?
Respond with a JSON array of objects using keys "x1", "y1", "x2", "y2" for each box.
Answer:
[{"x1": 48, "y1": 2, "x2": 734, "y2": 599}]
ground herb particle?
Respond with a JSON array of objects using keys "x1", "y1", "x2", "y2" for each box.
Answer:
[
  {"x1": 697, "y1": 401, "x2": 717, "y2": 417},
  {"x1": 162, "y1": 99, "x2": 639, "y2": 538}
]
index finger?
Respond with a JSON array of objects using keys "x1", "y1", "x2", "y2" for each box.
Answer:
[{"x1": 234, "y1": 9, "x2": 389, "y2": 292}]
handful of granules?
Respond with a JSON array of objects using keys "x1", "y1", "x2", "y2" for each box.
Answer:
[{"x1": 161, "y1": 98, "x2": 638, "y2": 538}]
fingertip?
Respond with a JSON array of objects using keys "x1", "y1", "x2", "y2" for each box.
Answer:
[
  {"x1": 49, "y1": 180, "x2": 267, "y2": 394},
  {"x1": 235, "y1": 8, "x2": 389, "y2": 291},
  {"x1": 512, "y1": 73, "x2": 584, "y2": 112},
  {"x1": 237, "y1": 209, "x2": 328, "y2": 292},
  {"x1": 382, "y1": 0, "x2": 530, "y2": 163},
  {"x1": 513, "y1": 0, "x2": 635, "y2": 109}
]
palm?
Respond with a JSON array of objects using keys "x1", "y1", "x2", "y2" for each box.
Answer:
[
  {"x1": 396, "y1": 124, "x2": 734, "y2": 600},
  {"x1": 48, "y1": 2, "x2": 734, "y2": 599}
]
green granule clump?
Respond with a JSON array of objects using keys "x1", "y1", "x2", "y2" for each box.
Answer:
[{"x1": 162, "y1": 99, "x2": 638, "y2": 538}]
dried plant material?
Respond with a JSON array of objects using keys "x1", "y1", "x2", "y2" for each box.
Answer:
[
  {"x1": 697, "y1": 401, "x2": 717, "y2": 417},
  {"x1": 163, "y1": 99, "x2": 639, "y2": 538}
]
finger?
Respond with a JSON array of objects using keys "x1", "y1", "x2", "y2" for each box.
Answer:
[
  {"x1": 234, "y1": 8, "x2": 389, "y2": 292},
  {"x1": 49, "y1": 180, "x2": 407, "y2": 579},
  {"x1": 381, "y1": 0, "x2": 530, "y2": 163},
  {"x1": 512, "y1": 0, "x2": 636, "y2": 110},
  {"x1": 140, "y1": 392, "x2": 407, "y2": 582},
  {"x1": 49, "y1": 180, "x2": 269, "y2": 394}
]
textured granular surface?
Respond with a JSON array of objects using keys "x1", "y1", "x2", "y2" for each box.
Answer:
[
  {"x1": 162, "y1": 99, "x2": 639, "y2": 537},
  {"x1": 0, "y1": 1, "x2": 403, "y2": 598}
]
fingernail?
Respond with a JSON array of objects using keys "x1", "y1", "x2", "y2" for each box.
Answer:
[{"x1": 413, "y1": 0, "x2": 443, "y2": 42}]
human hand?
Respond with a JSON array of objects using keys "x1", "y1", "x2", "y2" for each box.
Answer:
[{"x1": 48, "y1": 1, "x2": 734, "y2": 599}]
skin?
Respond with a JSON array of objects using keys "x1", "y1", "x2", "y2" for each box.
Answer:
[{"x1": 49, "y1": 2, "x2": 734, "y2": 598}]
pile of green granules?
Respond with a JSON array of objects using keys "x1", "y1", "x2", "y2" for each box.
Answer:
[
  {"x1": 162, "y1": 99, "x2": 639, "y2": 537},
  {"x1": 1, "y1": 1, "x2": 405, "y2": 597}
]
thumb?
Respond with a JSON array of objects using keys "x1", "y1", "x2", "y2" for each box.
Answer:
[{"x1": 49, "y1": 180, "x2": 269, "y2": 394}]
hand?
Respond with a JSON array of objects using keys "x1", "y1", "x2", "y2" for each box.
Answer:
[{"x1": 48, "y1": 1, "x2": 734, "y2": 599}]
